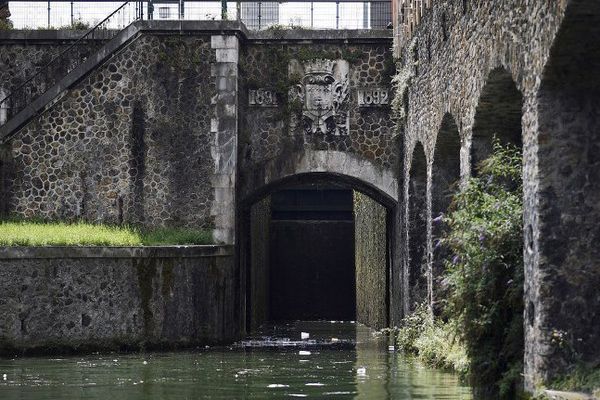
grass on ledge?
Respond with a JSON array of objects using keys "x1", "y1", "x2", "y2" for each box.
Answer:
[{"x1": 0, "y1": 220, "x2": 213, "y2": 246}]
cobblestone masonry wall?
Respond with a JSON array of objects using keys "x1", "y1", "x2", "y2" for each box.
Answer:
[
  {"x1": 2, "y1": 34, "x2": 216, "y2": 229},
  {"x1": 0, "y1": 32, "x2": 107, "y2": 117},
  {"x1": 396, "y1": 0, "x2": 600, "y2": 390}
]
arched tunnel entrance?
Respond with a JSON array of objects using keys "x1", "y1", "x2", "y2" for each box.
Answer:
[{"x1": 239, "y1": 173, "x2": 396, "y2": 332}]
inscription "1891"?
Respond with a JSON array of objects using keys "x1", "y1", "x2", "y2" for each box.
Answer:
[
  {"x1": 248, "y1": 89, "x2": 279, "y2": 107},
  {"x1": 357, "y1": 88, "x2": 389, "y2": 107}
]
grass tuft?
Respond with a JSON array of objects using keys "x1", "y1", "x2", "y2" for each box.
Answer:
[
  {"x1": 0, "y1": 220, "x2": 213, "y2": 246},
  {"x1": 141, "y1": 227, "x2": 213, "y2": 246}
]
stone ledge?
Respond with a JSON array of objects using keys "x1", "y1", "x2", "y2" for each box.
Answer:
[
  {"x1": 0, "y1": 29, "x2": 116, "y2": 42},
  {"x1": 543, "y1": 390, "x2": 597, "y2": 400},
  {"x1": 0, "y1": 245, "x2": 234, "y2": 259}
]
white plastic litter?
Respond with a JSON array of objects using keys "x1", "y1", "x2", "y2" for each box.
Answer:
[
  {"x1": 301, "y1": 332, "x2": 310, "y2": 340},
  {"x1": 331, "y1": 338, "x2": 340, "y2": 343},
  {"x1": 356, "y1": 367, "x2": 367, "y2": 376},
  {"x1": 298, "y1": 350, "x2": 311, "y2": 356}
]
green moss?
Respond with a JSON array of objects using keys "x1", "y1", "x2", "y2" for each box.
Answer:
[{"x1": 0, "y1": 19, "x2": 13, "y2": 30}]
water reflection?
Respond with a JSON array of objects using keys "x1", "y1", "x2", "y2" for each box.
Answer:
[{"x1": 0, "y1": 321, "x2": 472, "y2": 399}]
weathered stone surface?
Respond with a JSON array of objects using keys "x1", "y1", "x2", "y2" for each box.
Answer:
[
  {"x1": 1, "y1": 33, "x2": 216, "y2": 230},
  {"x1": 0, "y1": 246, "x2": 237, "y2": 353},
  {"x1": 396, "y1": 0, "x2": 600, "y2": 391},
  {"x1": 354, "y1": 191, "x2": 388, "y2": 329}
]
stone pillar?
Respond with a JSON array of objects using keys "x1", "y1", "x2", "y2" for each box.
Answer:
[{"x1": 210, "y1": 35, "x2": 239, "y2": 245}]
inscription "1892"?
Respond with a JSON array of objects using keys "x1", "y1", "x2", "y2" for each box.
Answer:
[
  {"x1": 248, "y1": 89, "x2": 279, "y2": 107},
  {"x1": 357, "y1": 88, "x2": 389, "y2": 107}
]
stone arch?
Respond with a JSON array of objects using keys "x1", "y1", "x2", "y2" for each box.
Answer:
[
  {"x1": 405, "y1": 141, "x2": 428, "y2": 314},
  {"x1": 240, "y1": 150, "x2": 398, "y2": 208},
  {"x1": 529, "y1": 0, "x2": 600, "y2": 387},
  {"x1": 471, "y1": 67, "x2": 523, "y2": 174},
  {"x1": 430, "y1": 113, "x2": 461, "y2": 312},
  {"x1": 238, "y1": 151, "x2": 398, "y2": 332}
]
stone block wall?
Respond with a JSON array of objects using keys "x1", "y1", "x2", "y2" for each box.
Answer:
[
  {"x1": 354, "y1": 191, "x2": 388, "y2": 329},
  {"x1": 0, "y1": 246, "x2": 237, "y2": 354}
]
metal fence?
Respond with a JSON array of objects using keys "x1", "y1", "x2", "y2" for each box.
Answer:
[{"x1": 6, "y1": 0, "x2": 392, "y2": 30}]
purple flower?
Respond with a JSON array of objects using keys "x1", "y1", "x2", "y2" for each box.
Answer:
[
  {"x1": 452, "y1": 255, "x2": 460, "y2": 265},
  {"x1": 432, "y1": 213, "x2": 444, "y2": 224}
]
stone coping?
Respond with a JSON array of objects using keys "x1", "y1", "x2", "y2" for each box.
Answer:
[
  {"x1": 0, "y1": 20, "x2": 392, "y2": 43},
  {"x1": 0, "y1": 244, "x2": 233, "y2": 259},
  {"x1": 543, "y1": 390, "x2": 597, "y2": 400},
  {"x1": 0, "y1": 29, "x2": 116, "y2": 42}
]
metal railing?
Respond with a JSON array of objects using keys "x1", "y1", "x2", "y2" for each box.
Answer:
[
  {"x1": 6, "y1": 0, "x2": 391, "y2": 30},
  {"x1": 0, "y1": 1, "x2": 138, "y2": 123}
]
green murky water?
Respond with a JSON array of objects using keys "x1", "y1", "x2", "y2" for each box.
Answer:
[{"x1": 0, "y1": 321, "x2": 472, "y2": 399}]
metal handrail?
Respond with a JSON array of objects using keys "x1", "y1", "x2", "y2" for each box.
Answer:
[{"x1": 0, "y1": 1, "x2": 136, "y2": 117}]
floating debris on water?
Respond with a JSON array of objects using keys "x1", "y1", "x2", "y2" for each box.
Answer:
[
  {"x1": 356, "y1": 367, "x2": 367, "y2": 376},
  {"x1": 298, "y1": 351, "x2": 311, "y2": 356},
  {"x1": 2, "y1": 373, "x2": 6, "y2": 381},
  {"x1": 305, "y1": 383, "x2": 324, "y2": 386},
  {"x1": 301, "y1": 332, "x2": 310, "y2": 340},
  {"x1": 267, "y1": 384, "x2": 289, "y2": 388}
]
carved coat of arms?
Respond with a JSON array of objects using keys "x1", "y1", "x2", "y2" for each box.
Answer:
[{"x1": 290, "y1": 59, "x2": 350, "y2": 136}]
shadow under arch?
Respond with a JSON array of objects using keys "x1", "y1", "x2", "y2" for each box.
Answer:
[
  {"x1": 471, "y1": 67, "x2": 523, "y2": 174},
  {"x1": 238, "y1": 169, "x2": 399, "y2": 333},
  {"x1": 530, "y1": 0, "x2": 600, "y2": 388},
  {"x1": 431, "y1": 113, "x2": 461, "y2": 314},
  {"x1": 241, "y1": 171, "x2": 397, "y2": 211},
  {"x1": 404, "y1": 141, "x2": 428, "y2": 315}
]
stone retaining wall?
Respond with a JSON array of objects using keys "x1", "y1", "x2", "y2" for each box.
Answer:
[{"x1": 0, "y1": 245, "x2": 237, "y2": 355}]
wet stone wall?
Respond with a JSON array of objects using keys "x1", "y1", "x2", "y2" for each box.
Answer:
[
  {"x1": 354, "y1": 191, "x2": 387, "y2": 329},
  {"x1": 0, "y1": 246, "x2": 237, "y2": 354}
]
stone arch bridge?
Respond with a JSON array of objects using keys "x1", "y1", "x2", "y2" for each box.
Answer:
[{"x1": 0, "y1": 0, "x2": 598, "y2": 391}]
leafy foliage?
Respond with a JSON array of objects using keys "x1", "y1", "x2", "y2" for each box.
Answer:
[
  {"x1": 396, "y1": 303, "x2": 470, "y2": 378},
  {"x1": 441, "y1": 140, "x2": 524, "y2": 397}
]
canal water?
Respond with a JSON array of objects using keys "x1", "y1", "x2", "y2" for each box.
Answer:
[{"x1": 0, "y1": 321, "x2": 472, "y2": 399}]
